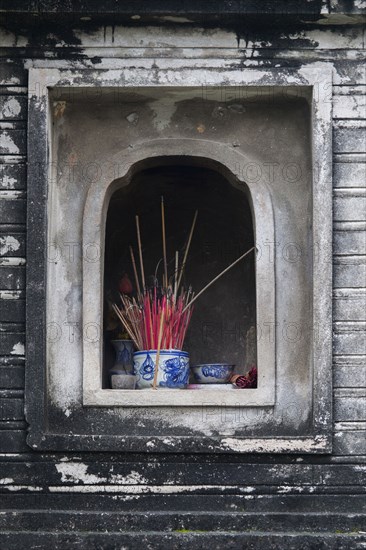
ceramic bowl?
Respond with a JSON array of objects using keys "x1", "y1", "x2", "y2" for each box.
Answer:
[
  {"x1": 191, "y1": 363, "x2": 235, "y2": 384},
  {"x1": 133, "y1": 349, "x2": 190, "y2": 389}
]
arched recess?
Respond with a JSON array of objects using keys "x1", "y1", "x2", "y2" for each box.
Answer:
[{"x1": 82, "y1": 139, "x2": 275, "y2": 406}]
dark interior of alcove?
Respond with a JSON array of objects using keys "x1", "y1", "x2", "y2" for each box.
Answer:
[{"x1": 103, "y1": 162, "x2": 256, "y2": 388}]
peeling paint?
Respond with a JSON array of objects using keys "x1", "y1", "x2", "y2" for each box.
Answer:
[
  {"x1": 56, "y1": 462, "x2": 104, "y2": 484},
  {"x1": 0, "y1": 290, "x2": 22, "y2": 299},
  {"x1": 1, "y1": 97, "x2": 21, "y2": 118},
  {"x1": 221, "y1": 437, "x2": 329, "y2": 452},
  {"x1": 55, "y1": 462, "x2": 150, "y2": 486},
  {"x1": 0, "y1": 132, "x2": 20, "y2": 154},
  {"x1": 48, "y1": 484, "x2": 248, "y2": 494},
  {"x1": 2, "y1": 175, "x2": 17, "y2": 189},
  {"x1": 0, "y1": 236, "x2": 20, "y2": 256},
  {"x1": 0, "y1": 478, "x2": 14, "y2": 485},
  {"x1": 0, "y1": 258, "x2": 26, "y2": 266},
  {"x1": 10, "y1": 343, "x2": 25, "y2": 356}
]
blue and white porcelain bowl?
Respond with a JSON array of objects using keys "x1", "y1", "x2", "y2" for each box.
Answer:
[
  {"x1": 191, "y1": 363, "x2": 235, "y2": 384},
  {"x1": 133, "y1": 350, "x2": 190, "y2": 389}
]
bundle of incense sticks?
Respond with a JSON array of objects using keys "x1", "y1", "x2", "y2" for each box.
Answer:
[
  {"x1": 112, "y1": 198, "x2": 198, "y2": 352},
  {"x1": 112, "y1": 286, "x2": 194, "y2": 352}
]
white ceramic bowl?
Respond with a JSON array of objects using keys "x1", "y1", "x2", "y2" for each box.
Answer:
[{"x1": 191, "y1": 363, "x2": 235, "y2": 384}]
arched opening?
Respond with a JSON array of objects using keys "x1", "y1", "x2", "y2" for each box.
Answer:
[{"x1": 103, "y1": 159, "x2": 256, "y2": 388}]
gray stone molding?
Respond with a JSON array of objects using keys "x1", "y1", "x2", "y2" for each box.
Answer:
[
  {"x1": 83, "y1": 140, "x2": 275, "y2": 407},
  {"x1": 26, "y1": 66, "x2": 332, "y2": 453}
]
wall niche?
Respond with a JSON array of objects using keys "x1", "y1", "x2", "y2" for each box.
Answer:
[
  {"x1": 25, "y1": 68, "x2": 332, "y2": 452},
  {"x1": 103, "y1": 161, "x2": 256, "y2": 389}
]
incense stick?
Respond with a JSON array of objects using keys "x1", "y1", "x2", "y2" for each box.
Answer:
[
  {"x1": 135, "y1": 215, "x2": 145, "y2": 290},
  {"x1": 152, "y1": 307, "x2": 165, "y2": 389},
  {"x1": 174, "y1": 250, "x2": 179, "y2": 301},
  {"x1": 161, "y1": 197, "x2": 168, "y2": 288},
  {"x1": 129, "y1": 245, "x2": 141, "y2": 297},
  {"x1": 183, "y1": 246, "x2": 255, "y2": 312},
  {"x1": 112, "y1": 303, "x2": 140, "y2": 348},
  {"x1": 177, "y1": 210, "x2": 198, "y2": 289}
]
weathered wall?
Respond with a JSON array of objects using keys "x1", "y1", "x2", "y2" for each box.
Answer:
[{"x1": 0, "y1": 4, "x2": 365, "y2": 547}]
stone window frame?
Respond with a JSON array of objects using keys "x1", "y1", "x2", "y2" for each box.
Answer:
[
  {"x1": 26, "y1": 66, "x2": 333, "y2": 453},
  {"x1": 83, "y1": 142, "x2": 275, "y2": 408}
]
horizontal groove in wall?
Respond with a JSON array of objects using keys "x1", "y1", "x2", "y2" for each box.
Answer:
[
  {"x1": 333, "y1": 188, "x2": 366, "y2": 196},
  {"x1": 0, "y1": 121, "x2": 26, "y2": 130},
  {"x1": 333, "y1": 255, "x2": 366, "y2": 264},
  {"x1": 0, "y1": 87, "x2": 27, "y2": 95},
  {"x1": 333, "y1": 354, "x2": 366, "y2": 364},
  {"x1": 334, "y1": 388, "x2": 366, "y2": 398},
  {"x1": 333, "y1": 119, "x2": 366, "y2": 129},
  {"x1": 0, "y1": 156, "x2": 27, "y2": 164},
  {"x1": 0, "y1": 421, "x2": 27, "y2": 431},
  {"x1": 0, "y1": 290, "x2": 24, "y2": 299},
  {"x1": 333, "y1": 85, "x2": 366, "y2": 95},
  {"x1": 0, "y1": 389, "x2": 23, "y2": 398},
  {"x1": 333, "y1": 221, "x2": 366, "y2": 230},
  {"x1": 334, "y1": 421, "x2": 366, "y2": 431},
  {"x1": 0, "y1": 323, "x2": 25, "y2": 332},
  {"x1": 0, "y1": 356, "x2": 25, "y2": 366},
  {"x1": 334, "y1": 321, "x2": 366, "y2": 329},
  {"x1": 0, "y1": 190, "x2": 26, "y2": 199},
  {"x1": 333, "y1": 288, "x2": 366, "y2": 296},
  {"x1": 0, "y1": 258, "x2": 26, "y2": 266},
  {"x1": 334, "y1": 153, "x2": 366, "y2": 162}
]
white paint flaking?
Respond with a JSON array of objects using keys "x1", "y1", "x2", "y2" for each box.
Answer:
[
  {"x1": 221, "y1": 437, "x2": 328, "y2": 452},
  {"x1": 2, "y1": 98, "x2": 21, "y2": 118},
  {"x1": 111, "y1": 471, "x2": 149, "y2": 485},
  {"x1": 0, "y1": 236, "x2": 20, "y2": 256},
  {"x1": 0, "y1": 190, "x2": 24, "y2": 199},
  {"x1": 48, "y1": 484, "x2": 243, "y2": 494},
  {"x1": 0, "y1": 132, "x2": 20, "y2": 154},
  {"x1": 56, "y1": 462, "x2": 105, "y2": 484},
  {"x1": 0, "y1": 290, "x2": 22, "y2": 299},
  {"x1": 55, "y1": 462, "x2": 149, "y2": 486},
  {"x1": 0, "y1": 258, "x2": 26, "y2": 266},
  {"x1": 10, "y1": 343, "x2": 25, "y2": 356},
  {"x1": 241, "y1": 486, "x2": 255, "y2": 493},
  {"x1": 162, "y1": 437, "x2": 175, "y2": 445},
  {"x1": 0, "y1": 454, "x2": 21, "y2": 457},
  {"x1": 2, "y1": 175, "x2": 17, "y2": 189},
  {"x1": 0, "y1": 478, "x2": 14, "y2": 485}
]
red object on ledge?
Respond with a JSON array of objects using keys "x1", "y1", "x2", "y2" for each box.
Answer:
[{"x1": 231, "y1": 366, "x2": 257, "y2": 388}]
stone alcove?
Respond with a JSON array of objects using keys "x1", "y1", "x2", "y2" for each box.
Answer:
[
  {"x1": 83, "y1": 141, "x2": 275, "y2": 407},
  {"x1": 103, "y1": 159, "x2": 257, "y2": 388},
  {"x1": 26, "y1": 68, "x2": 332, "y2": 452}
]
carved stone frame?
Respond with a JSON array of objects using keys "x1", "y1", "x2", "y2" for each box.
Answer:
[{"x1": 26, "y1": 66, "x2": 332, "y2": 452}]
